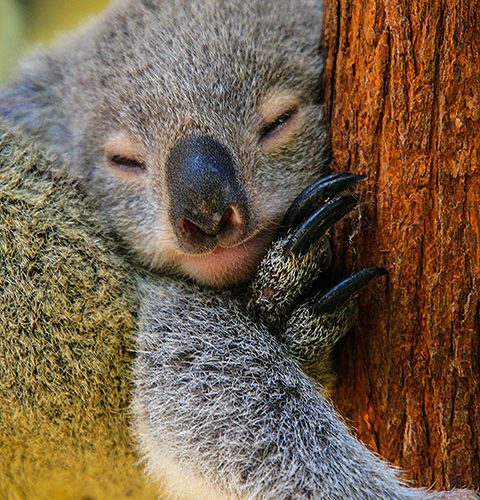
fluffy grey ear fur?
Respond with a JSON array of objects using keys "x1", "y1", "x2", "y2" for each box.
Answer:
[{"x1": 0, "y1": 49, "x2": 69, "y2": 154}]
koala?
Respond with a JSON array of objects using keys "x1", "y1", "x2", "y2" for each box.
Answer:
[
  {"x1": 1, "y1": 0, "x2": 477, "y2": 498},
  {"x1": 0, "y1": 121, "x2": 474, "y2": 500}
]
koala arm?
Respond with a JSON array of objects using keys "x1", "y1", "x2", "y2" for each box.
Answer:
[{"x1": 133, "y1": 275, "x2": 442, "y2": 500}]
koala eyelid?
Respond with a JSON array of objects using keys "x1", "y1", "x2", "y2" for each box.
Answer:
[
  {"x1": 258, "y1": 106, "x2": 299, "y2": 142},
  {"x1": 108, "y1": 155, "x2": 147, "y2": 172}
]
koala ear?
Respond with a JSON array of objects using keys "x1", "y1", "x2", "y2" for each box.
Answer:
[{"x1": 0, "y1": 49, "x2": 70, "y2": 154}]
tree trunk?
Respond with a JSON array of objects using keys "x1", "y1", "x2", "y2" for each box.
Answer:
[{"x1": 323, "y1": 0, "x2": 480, "y2": 490}]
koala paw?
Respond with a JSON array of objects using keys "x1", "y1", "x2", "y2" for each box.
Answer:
[
  {"x1": 247, "y1": 173, "x2": 386, "y2": 390},
  {"x1": 281, "y1": 268, "x2": 386, "y2": 392},
  {"x1": 248, "y1": 172, "x2": 365, "y2": 330}
]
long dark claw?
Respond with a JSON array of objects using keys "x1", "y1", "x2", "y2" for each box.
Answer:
[
  {"x1": 314, "y1": 267, "x2": 388, "y2": 314},
  {"x1": 284, "y1": 195, "x2": 358, "y2": 257},
  {"x1": 283, "y1": 173, "x2": 366, "y2": 228}
]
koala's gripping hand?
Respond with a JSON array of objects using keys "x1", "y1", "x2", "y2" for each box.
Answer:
[
  {"x1": 280, "y1": 268, "x2": 386, "y2": 389},
  {"x1": 248, "y1": 174, "x2": 386, "y2": 387},
  {"x1": 248, "y1": 173, "x2": 363, "y2": 330}
]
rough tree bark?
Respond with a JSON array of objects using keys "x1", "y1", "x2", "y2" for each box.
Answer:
[{"x1": 323, "y1": 0, "x2": 480, "y2": 491}]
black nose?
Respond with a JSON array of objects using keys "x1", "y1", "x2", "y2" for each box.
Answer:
[{"x1": 166, "y1": 135, "x2": 249, "y2": 253}]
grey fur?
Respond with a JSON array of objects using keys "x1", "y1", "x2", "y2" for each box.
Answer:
[
  {"x1": 1, "y1": 0, "x2": 477, "y2": 498},
  {"x1": 134, "y1": 274, "x2": 467, "y2": 499}
]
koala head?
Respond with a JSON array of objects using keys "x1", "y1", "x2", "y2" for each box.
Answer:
[{"x1": 0, "y1": 0, "x2": 328, "y2": 287}]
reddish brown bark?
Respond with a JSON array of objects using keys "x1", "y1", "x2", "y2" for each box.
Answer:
[{"x1": 323, "y1": 0, "x2": 480, "y2": 490}]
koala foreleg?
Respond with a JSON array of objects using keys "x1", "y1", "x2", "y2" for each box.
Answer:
[{"x1": 133, "y1": 274, "x2": 471, "y2": 500}]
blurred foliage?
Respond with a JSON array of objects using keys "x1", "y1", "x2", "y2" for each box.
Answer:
[
  {"x1": 0, "y1": 0, "x2": 26, "y2": 82},
  {"x1": 0, "y1": 0, "x2": 108, "y2": 83},
  {"x1": 24, "y1": 0, "x2": 108, "y2": 42}
]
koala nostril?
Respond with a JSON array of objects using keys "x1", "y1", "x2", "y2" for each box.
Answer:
[
  {"x1": 179, "y1": 217, "x2": 206, "y2": 240},
  {"x1": 219, "y1": 205, "x2": 244, "y2": 233}
]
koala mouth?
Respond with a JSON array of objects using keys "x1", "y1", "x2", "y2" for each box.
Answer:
[{"x1": 178, "y1": 230, "x2": 274, "y2": 287}]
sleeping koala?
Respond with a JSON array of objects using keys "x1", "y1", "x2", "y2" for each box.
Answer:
[{"x1": 1, "y1": 0, "x2": 476, "y2": 498}]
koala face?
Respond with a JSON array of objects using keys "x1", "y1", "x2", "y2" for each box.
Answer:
[{"x1": 1, "y1": 0, "x2": 328, "y2": 287}]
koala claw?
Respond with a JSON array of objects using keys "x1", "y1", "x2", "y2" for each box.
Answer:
[
  {"x1": 284, "y1": 194, "x2": 358, "y2": 258},
  {"x1": 283, "y1": 172, "x2": 366, "y2": 228},
  {"x1": 249, "y1": 173, "x2": 369, "y2": 329},
  {"x1": 314, "y1": 267, "x2": 388, "y2": 314}
]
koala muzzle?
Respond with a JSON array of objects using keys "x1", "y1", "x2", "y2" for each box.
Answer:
[{"x1": 167, "y1": 135, "x2": 249, "y2": 253}]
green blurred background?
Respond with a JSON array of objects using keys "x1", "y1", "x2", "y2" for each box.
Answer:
[{"x1": 0, "y1": 0, "x2": 108, "y2": 82}]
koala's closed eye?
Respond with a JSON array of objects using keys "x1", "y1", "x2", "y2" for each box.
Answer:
[
  {"x1": 108, "y1": 155, "x2": 146, "y2": 172},
  {"x1": 259, "y1": 94, "x2": 304, "y2": 151},
  {"x1": 259, "y1": 106, "x2": 299, "y2": 141},
  {"x1": 104, "y1": 133, "x2": 147, "y2": 175}
]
